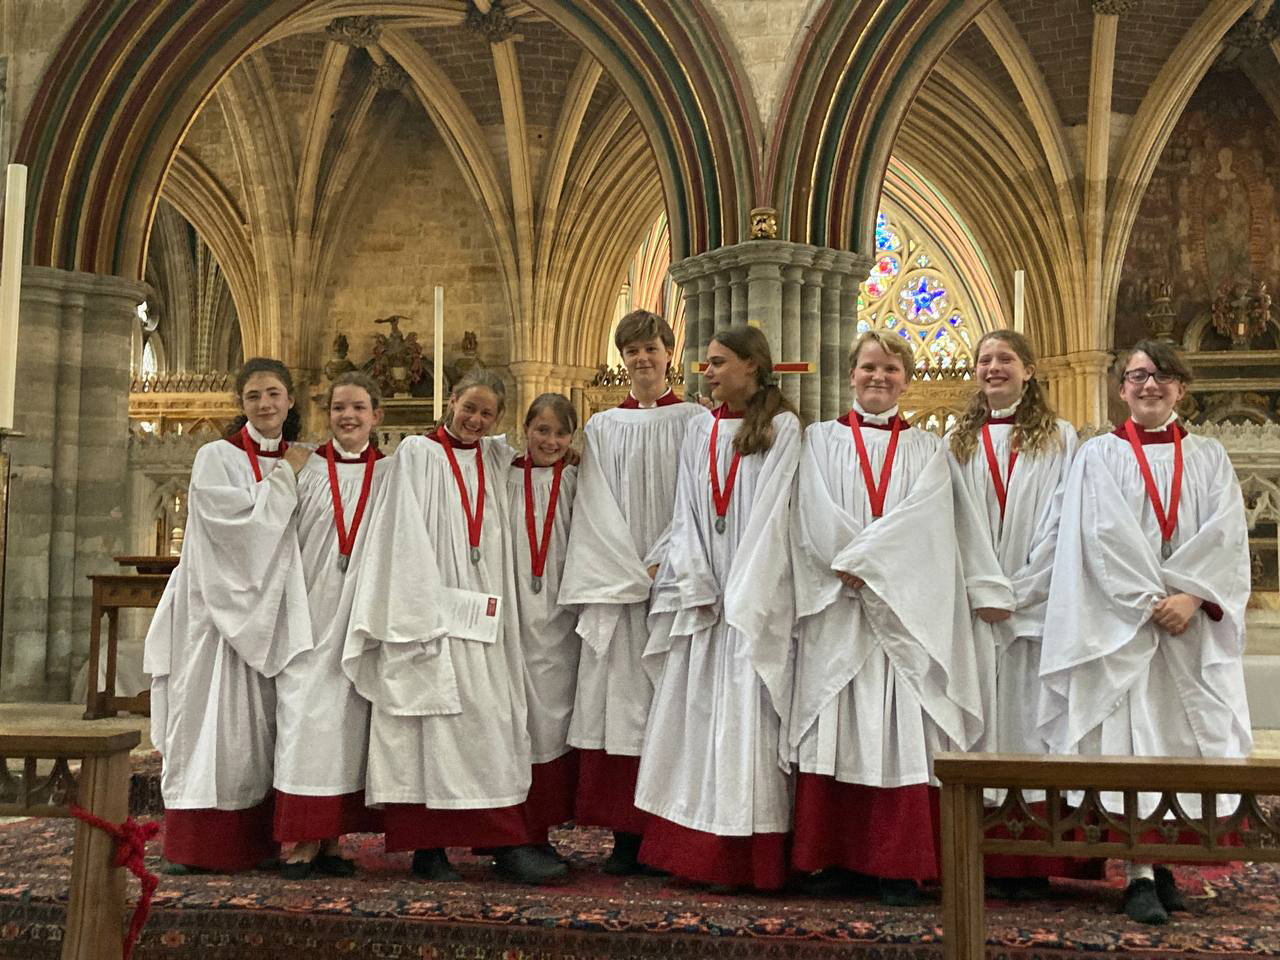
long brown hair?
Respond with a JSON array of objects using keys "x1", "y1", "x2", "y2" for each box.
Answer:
[
  {"x1": 949, "y1": 330, "x2": 1061, "y2": 462},
  {"x1": 709, "y1": 325, "x2": 799, "y2": 456}
]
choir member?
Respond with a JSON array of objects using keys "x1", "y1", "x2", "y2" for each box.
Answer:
[
  {"x1": 789, "y1": 331, "x2": 983, "y2": 905},
  {"x1": 634, "y1": 325, "x2": 801, "y2": 892},
  {"x1": 274, "y1": 372, "x2": 390, "y2": 879},
  {"x1": 559, "y1": 310, "x2": 701, "y2": 874},
  {"x1": 343, "y1": 369, "x2": 566, "y2": 886},
  {"x1": 506, "y1": 394, "x2": 581, "y2": 855},
  {"x1": 946, "y1": 330, "x2": 1095, "y2": 899},
  {"x1": 1039, "y1": 340, "x2": 1251, "y2": 925},
  {"x1": 145, "y1": 357, "x2": 314, "y2": 873}
]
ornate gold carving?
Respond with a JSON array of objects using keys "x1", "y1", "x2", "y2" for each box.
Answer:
[
  {"x1": 325, "y1": 16, "x2": 382, "y2": 47},
  {"x1": 0, "y1": 757, "x2": 78, "y2": 813},
  {"x1": 749, "y1": 207, "x2": 778, "y2": 240},
  {"x1": 1212, "y1": 279, "x2": 1272, "y2": 349},
  {"x1": 465, "y1": 1, "x2": 515, "y2": 44},
  {"x1": 1142, "y1": 278, "x2": 1177, "y2": 343}
]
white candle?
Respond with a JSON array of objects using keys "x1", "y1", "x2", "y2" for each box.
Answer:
[
  {"x1": 433, "y1": 285, "x2": 444, "y2": 420},
  {"x1": 1013, "y1": 269, "x2": 1026, "y2": 334},
  {"x1": 0, "y1": 165, "x2": 27, "y2": 432}
]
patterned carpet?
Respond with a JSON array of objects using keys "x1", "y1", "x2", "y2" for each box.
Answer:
[{"x1": 0, "y1": 754, "x2": 1270, "y2": 958}]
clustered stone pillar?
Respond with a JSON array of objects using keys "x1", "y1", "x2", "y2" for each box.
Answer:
[
  {"x1": 1038, "y1": 350, "x2": 1113, "y2": 427},
  {"x1": 2, "y1": 267, "x2": 148, "y2": 700},
  {"x1": 670, "y1": 241, "x2": 872, "y2": 421}
]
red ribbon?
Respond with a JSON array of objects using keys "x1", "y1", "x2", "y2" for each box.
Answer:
[
  {"x1": 709, "y1": 407, "x2": 743, "y2": 529},
  {"x1": 849, "y1": 411, "x2": 901, "y2": 519},
  {"x1": 67, "y1": 804, "x2": 160, "y2": 960},
  {"x1": 325, "y1": 444, "x2": 378, "y2": 565},
  {"x1": 981, "y1": 423, "x2": 1019, "y2": 524},
  {"x1": 239, "y1": 425, "x2": 287, "y2": 483},
  {"x1": 524, "y1": 457, "x2": 565, "y2": 582},
  {"x1": 1124, "y1": 418, "x2": 1182, "y2": 549},
  {"x1": 439, "y1": 429, "x2": 485, "y2": 558}
]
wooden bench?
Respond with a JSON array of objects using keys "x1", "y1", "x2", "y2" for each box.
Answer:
[
  {"x1": 935, "y1": 752, "x2": 1280, "y2": 960},
  {"x1": 0, "y1": 729, "x2": 141, "y2": 960}
]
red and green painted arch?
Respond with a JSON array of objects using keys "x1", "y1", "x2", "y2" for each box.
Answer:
[
  {"x1": 15, "y1": 0, "x2": 760, "y2": 277},
  {"x1": 766, "y1": 0, "x2": 989, "y2": 256}
]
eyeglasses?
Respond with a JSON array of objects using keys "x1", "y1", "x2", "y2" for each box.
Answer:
[{"x1": 1122, "y1": 369, "x2": 1180, "y2": 386}]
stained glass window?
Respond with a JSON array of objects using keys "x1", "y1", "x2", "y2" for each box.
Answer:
[{"x1": 857, "y1": 211, "x2": 983, "y2": 369}]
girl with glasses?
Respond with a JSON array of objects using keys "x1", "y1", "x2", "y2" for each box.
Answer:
[{"x1": 1039, "y1": 339, "x2": 1251, "y2": 925}]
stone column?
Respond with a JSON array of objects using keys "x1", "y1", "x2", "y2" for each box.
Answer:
[
  {"x1": 1039, "y1": 350, "x2": 1111, "y2": 427},
  {"x1": 669, "y1": 240, "x2": 872, "y2": 415},
  {"x1": 3, "y1": 267, "x2": 148, "y2": 701},
  {"x1": 508, "y1": 359, "x2": 553, "y2": 440}
]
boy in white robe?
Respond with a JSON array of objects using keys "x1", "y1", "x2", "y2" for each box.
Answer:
[
  {"x1": 635, "y1": 325, "x2": 800, "y2": 891},
  {"x1": 506, "y1": 394, "x2": 580, "y2": 849},
  {"x1": 945, "y1": 330, "x2": 1100, "y2": 897},
  {"x1": 559, "y1": 310, "x2": 701, "y2": 874},
  {"x1": 274, "y1": 372, "x2": 390, "y2": 878},
  {"x1": 145, "y1": 358, "x2": 313, "y2": 872},
  {"x1": 344, "y1": 370, "x2": 567, "y2": 886},
  {"x1": 1039, "y1": 340, "x2": 1251, "y2": 925},
  {"x1": 790, "y1": 332, "x2": 983, "y2": 906}
]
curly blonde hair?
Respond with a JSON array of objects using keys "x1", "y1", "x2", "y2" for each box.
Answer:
[{"x1": 949, "y1": 330, "x2": 1061, "y2": 462}]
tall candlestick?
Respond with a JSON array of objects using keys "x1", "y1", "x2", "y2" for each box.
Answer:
[
  {"x1": 1013, "y1": 269, "x2": 1026, "y2": 334},
  {"x1": 0, "y1": 165, "x2": 26, "y2": 432},
  {"x1": 433, "y1": 285, "x2": 444, "y2": 421}
]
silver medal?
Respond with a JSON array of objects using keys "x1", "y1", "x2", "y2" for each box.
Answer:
[
  {"x1": 1160, "y1": 540, "x2": 1172, "y2": 560},
  {"x1": 470, "y1": 547, "x2": 481, "y2": 564},
  {"x1": 338, "y1": 553, "x2": 349, "y2": 573},
  {"x1": 532, "y1": 576, "x2": 543, "y2": 594},
  {"x1": 715, "y1": 516, "x2": 726, "y2": 534}
]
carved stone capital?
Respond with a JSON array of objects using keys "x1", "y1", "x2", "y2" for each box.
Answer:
[
  {"x1": 325, "y1": 16, "x2": 382, "y2": 47},
  {"x1": 466, "y1": 1, "x2": 516, "y2": 44},
  {"x1": 1226, "y1": 10, "x2": 1280, "y2": 50},
  {"x1": 1091, "y1": 0, "x2": 1137, "y2": 14},
  {"x1": 372, "y1": 61, "x2": 409, "y2": 92}
]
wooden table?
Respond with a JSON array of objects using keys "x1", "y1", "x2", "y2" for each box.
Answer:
[
  {"x1": 0, "y1": 728, "x2": 141, "y2": 960},
  {"x1": 934, "y1": 752, "x2": 1280, "y2": 960},
  {"x1": 83, "y1": 573, "x2": 170, "y2": 720}
]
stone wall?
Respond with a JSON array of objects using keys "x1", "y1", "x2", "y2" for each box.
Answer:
[{"x1": 317, "y1": 106, "x2": 517, "y2": 430}]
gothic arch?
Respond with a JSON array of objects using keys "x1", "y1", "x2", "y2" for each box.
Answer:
[
  {"x1": 765, "y1": 0, "x2": 992, "y2": 255},
  {"x1": 15, "y1": 0, "x2": 758, "y2": 280}
]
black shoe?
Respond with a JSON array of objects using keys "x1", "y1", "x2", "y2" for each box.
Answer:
[
  {"x1": 984, "y1": 877, "x2": 1018, "y2": 900},
  {"x1": 602, "y1": 831, "x2": 643, "y2": 876},
  {"x1": 802, "y1": 867, "x2": 876, "y2": 897},
  {"x1": 879, "y1": 878, "x2": 921, "y2": 907},
  {"x1": 539, "y1": 842, "x2": 569, "y2": 866},
  {"x1": 493, "y1": 845, "x2": 569, "y2": 885},
  {"x1": 1154, "y1": 866, "x2": 1188, "y2": 912},
  {"x1": 1013, "y1": 876, "x2": 1052, "y2": 900},
  {"x1": 1123, "y1": 879, "x2": 1169, "y2": 925},
  {"x1": 159, "y1": 859, "x2": 211, "y2": 876},
  {"x1": 411, "y1": 848, "x2": 461, "y2": 882},
  {"x1": 280, "y1": 858, "x2": 313, "y2": 880},
  {"x1": 313, "y1": 853, "x2": 356, "y2": 877}
]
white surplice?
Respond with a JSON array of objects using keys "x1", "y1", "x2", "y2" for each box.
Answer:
[
  {"x1": 274, "y1": 445, "x2": 393, "y2": 796},
  {"x1": 948, "y1": 419, "x2": 1077, "y2": 762},
  {"x1": 144, "y1": 425, "x2": 313, "y2": 810},
  {"x1": 634, "y1": 411, "x2": 800, "y2": 836},
  {"x1": 507, "y1": 460, "x2": 580, "y2": 763},
  {"x1": 1038, "y1": 427, "x2": 1252, "y2": 816},
  {"x1": 559, "y1": 402, "x2": 702, "y2": 756},
  {"x1": 790, "y1": 418, "x2": 984, "y2": 788},
  {"x1": 343, "y1": 434, "x2": 531, "y2": 808}
]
